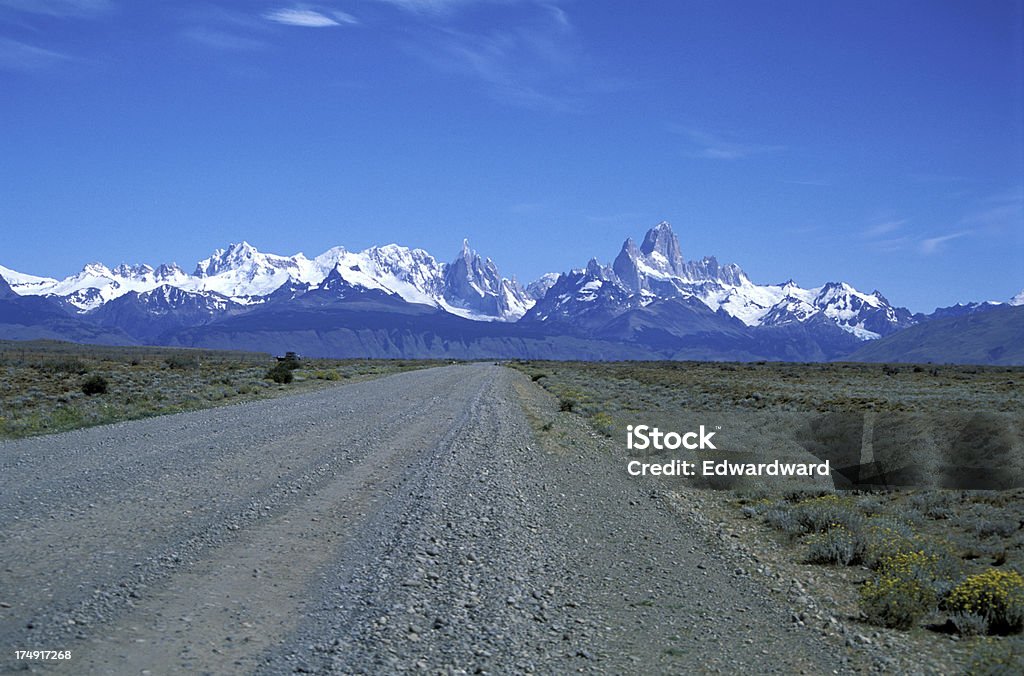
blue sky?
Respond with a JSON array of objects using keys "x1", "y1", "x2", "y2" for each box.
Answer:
[{"x1": 0, "y1": 0, "x2": 1021, "y2": 312}]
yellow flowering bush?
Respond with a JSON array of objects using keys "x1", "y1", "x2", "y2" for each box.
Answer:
[
  {"x1": 860, "y1": 520, "x2": 961, "y2": 595},
  {"x1": 859, "y1": 551, "x2": 940, "y2": 629},
  {"x1": 946, "y1": 570, "x2": 1024, "y2": 635},
  {"x1": 860, "y1": 518, "x2": 916, "y2": 569}
]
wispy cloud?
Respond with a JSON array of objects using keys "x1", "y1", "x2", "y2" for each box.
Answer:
[
  {"x1": 264, "y1": 7, "x2": 358, "y2": 27},
  {"x1": 920, "y1": 231, "x2": 970, "y2": 255},
  {"x1": 674, "y1": 127, "x2": 785, "y2": 160},
  {"x1": 370, "y1": 0, "x2": 510, "y2": 15},
  {"x1": 0, "y1": 37, "x2": 68, "y2": 71},
  {"x1": 399, "y1": 3, "x2": 587, "y2": 112},
  {"x1": 0, "y1": 0, "x2": 111, "y2": 17}
]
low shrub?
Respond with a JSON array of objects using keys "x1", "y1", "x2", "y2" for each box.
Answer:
[
  {"x1": 950, "y1": 611, "x2": 990, "y2": 636},
  {"x1": 860, "y1": 520, "x2": 962, "y2": 599},
  {"x1": 165, "y1": 355, "x2": 199, "y2": 370},
  {"x1": 37, "y1": 358, "x2": 89, "y2": 375},
  {"x1": 859, "y1": 551, "x2": 940, "y2": 629},
  {"x1": 590, "y1": 411, "x2": 615, "y2": 437},
  {"x1": 909, "y1": 491, "x2": 957, "y2": 520},
  {"x1": 804, "y1": 524, "x2": 863, "y2": 566},
  {"x1": 946, "y1": 570, "x2": 1024, "y2": 635},
  {"x1": 315, "y1": 370, "x2": 340, "y2": 381},
  {"x1": 81, "y1": 375, "x2": 108, "y2": 396},
  {"x1": 764, "y1": 507, "x2": 802, "y2": 535},
  {"x1": 265, "y1": 363, "x2": 294, "y2": 384},
  {"x1": 794, "y1": 496, "x2": 865, "y2": 534},
  {"x1": 764, "y1": 494, "x2": 864, "y2": 537},
  {"x1": 860, "y1": 517, "x2": 918, "y2": 569},
  {"x1": 966, "y1": 636, "x2": 1024, "y2": 674}
]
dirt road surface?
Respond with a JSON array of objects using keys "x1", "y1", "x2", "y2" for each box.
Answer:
[{"x1": 1, "y1": 364, "x2": 879, "y2": 673}]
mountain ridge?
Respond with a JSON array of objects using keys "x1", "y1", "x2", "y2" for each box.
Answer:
[{"x1": 1, "y1": 222, "x2": 1020, "y2": 363}]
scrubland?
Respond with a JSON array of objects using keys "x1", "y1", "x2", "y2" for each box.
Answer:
[
  {"x1": 514, "y1": 359, "x2": 1024, "y2": 670},
  {"x1": 0, "y1": 340, "x2": 441, "y2": 439}
]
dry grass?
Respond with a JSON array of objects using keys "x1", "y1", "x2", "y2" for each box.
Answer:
[
  {"x1": 0, "y1": 340, "x2": 445, "y2": 439},
  {"x1": 513, "y1": 359, "x2": 1024, "y2": 638}
]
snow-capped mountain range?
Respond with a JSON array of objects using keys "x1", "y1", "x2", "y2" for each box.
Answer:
[
  {"x1": 0, "y1": 240, "x2": 533, "y2": 321},
  {"x1": 528, "y1": 222, "x2": 917, "y2": 340},
  {"x1": 1, "y1": 221, "x2": 1020, "y2": 361}
]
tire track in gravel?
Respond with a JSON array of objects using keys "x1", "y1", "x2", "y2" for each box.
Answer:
[
  {"x1": 261, "y1": 368, "x2": 873, "y2": 675},
  {"x1": 259, "y1": 364, "x2": 586, "y2": 674},
  {"x1": 4, "y1": 364, "x2": 876, "y2": 674},
  {"x1": 67, "y1": 373, "x2": 491, "y2": 675},
  {"x1": 0, "y1": 365, "x2": 485, "y2": 674}
]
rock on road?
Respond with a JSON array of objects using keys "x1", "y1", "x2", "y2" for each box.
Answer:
[{"x1": 0, "y1": 364, "x2": 863, "y2": 674}]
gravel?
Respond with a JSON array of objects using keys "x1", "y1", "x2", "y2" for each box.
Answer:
[{"x1": 1, "y1": 364, "x2": 882, "y2": 674}]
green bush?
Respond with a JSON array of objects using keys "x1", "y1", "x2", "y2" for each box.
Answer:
[
  {"x1": 266, "y1": 363, "x2": 294, "y2": 384},
  {"x1": 81, "y1": 375, "x2": 108, "y2": 396}
]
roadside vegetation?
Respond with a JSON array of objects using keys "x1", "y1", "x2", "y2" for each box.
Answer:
[
  {"x1": 512, "y1": 359, "x2": 1024, "y2": 666},
  {"x1": 740, "y1": 490, "x2": 1024, "y2": 635},
  {"x1": 0, "y1": 340, "x2": 444, "y2": 439},
  {"x1": 511, "y1": 360, "x2": 1023, "y2": 419}
]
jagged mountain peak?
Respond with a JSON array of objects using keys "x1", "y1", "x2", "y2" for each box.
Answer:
[
  {"x1": 1011, "y1": 289, "x2": 1024, "y2": 306},
  {"x1": 154, "y1": 263, "x2": 185, "y2": 280},
  {"x1": 612, "y1": 238, "x2": 643, "y2": 292},
  {"x1": 362, "y1": 243, "x2": 438, "y2": 270},
  {"x1": 611, "y1": 222, "x2": 749, "y2": 293},
  {"x1": 193, "y1": 241, "x2": 309, "y2": 280},
  {"x1": 684, "y1": 256, "x2": 747, "y2": 286},
  {"x1": 816, "y1": 281, "x2": 876, "y2": 304},
  {"x1": 194, "y1": 242, "x2": 260, "y2": 277},
  {"x1": 525, "y1": 273, "x2": 560, "y2": 301},
  {"x1": 638, "y1": 221, "x2": 685, "y2": 277},
  {"x1": 112, "y1": 263, "x2": 154, "y2": 278},
  {"x1": 0, "y1": 224, "x2": 925, "y2": 344},
  {"x1": 441, "y1": 239, "x2": 528, "y2": 319},
  {"x1": 81, "y1": 262, "x2": 113, "y2": 277}
]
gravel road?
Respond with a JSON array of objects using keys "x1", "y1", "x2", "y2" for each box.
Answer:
[{"x1": 1, "y1": 364, "x2": 876, "y2": 674}]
